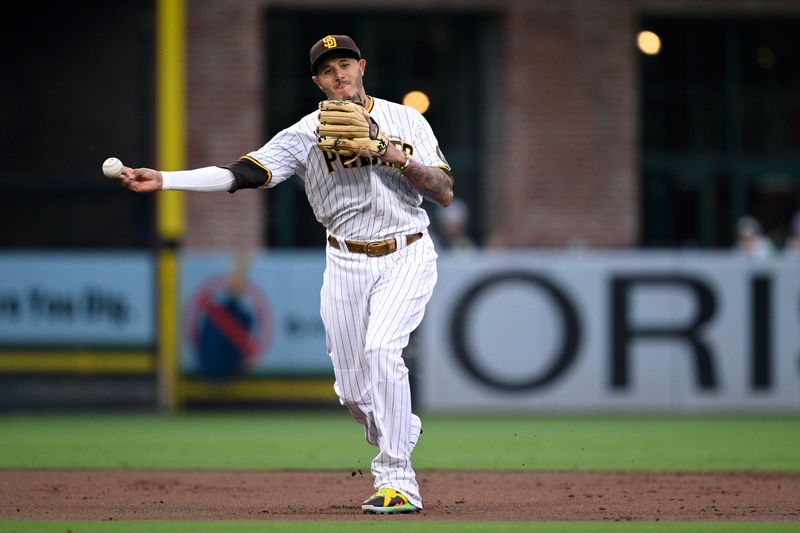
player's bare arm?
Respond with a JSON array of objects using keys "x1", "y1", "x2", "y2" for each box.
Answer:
[
  {"x1": 381, "y1": 143, "x2": 454, "y2": 207},
  {"x1": 403, "y1": 163, "x2": 454, "y2": 208}
]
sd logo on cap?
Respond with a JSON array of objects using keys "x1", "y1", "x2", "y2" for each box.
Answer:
[{"x1": 310, "y1": 34, "x2": 362, "y2": 74}]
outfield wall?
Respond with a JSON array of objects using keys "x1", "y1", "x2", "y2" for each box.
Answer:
[
  {"x1": 1, "y1": 251, "x2": 797, "y2": 411},
  {"x1": 419, "y1": 251, "x2": 800, "y2": 413}
]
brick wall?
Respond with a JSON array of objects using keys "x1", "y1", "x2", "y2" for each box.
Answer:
[
  {"x1": 184, "y1": 0, "x2": 263, "y2": 249},
  {"x1": 488, "y1": 1, "x2": 637, "y2": 247}
]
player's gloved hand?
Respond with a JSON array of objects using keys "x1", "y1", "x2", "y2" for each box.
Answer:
[{"x1": 316, "y1": 100, "x2": 388, "y2": 164}]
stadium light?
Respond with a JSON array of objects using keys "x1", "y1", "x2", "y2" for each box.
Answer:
[{"x1": 637, "y1": 30, "x2": 662, "y2": 56}]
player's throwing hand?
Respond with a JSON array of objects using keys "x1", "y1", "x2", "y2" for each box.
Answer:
[{"x1": 118, "y1": 167, "x2": 163, "y2": 193}]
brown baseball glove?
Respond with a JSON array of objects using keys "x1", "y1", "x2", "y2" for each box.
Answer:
[{"x1": 316, "y1": 100, "x2": 388, "y2": 164}]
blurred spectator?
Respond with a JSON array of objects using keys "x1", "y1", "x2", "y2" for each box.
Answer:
[
  {"x1": 782, "y1": 210, "x2": 800, "y2": 258},
  {"x1": 433, "y1": 197, "x2": 476, "y2": 253},
  {"x1": 196, "y1": 250, "x2": 255, "y2": 381},
  {"x1": 735, "y1": 215, "x2": 776, "y2": 259}
]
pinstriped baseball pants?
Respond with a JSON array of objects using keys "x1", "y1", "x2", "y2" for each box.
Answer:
[{"x1": 320, "y1": 233, "x2": 437, "y2": 509}]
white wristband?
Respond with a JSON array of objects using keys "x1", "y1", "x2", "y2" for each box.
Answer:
[{"x1": 161, "y1": 167, "x2": 236, "y2": 192}]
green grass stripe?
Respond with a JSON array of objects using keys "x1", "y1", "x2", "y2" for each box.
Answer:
[
  {"x1": 0, "y1": 413, "x2": 797, "y2": 471},
  {"x1": 0, "y1": 521, "x2": 799, "y2": 533},
  {"x1": 419, "y1": 415, "x2": 800, "y2": 471}
]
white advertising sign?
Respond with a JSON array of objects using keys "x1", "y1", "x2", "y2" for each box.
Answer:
[
  {"x1": 419, "y1": 252, "x2": 800, "y2": 412},
  {"x1": 0, "y1": 253, "x2": 154, "y2": 346}
]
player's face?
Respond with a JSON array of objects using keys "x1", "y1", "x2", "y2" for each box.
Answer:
[{"x1": 313, "y1": 57, "x2": 367, "y2": 102}]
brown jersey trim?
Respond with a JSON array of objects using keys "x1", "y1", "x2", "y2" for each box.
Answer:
[{"x1": 222, "y1": 157, "x2": 272, "y2": 193}]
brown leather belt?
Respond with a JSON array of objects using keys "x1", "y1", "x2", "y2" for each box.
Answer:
[{"x1": 328, "y1": 233, "x2": 423, "y2": 257}]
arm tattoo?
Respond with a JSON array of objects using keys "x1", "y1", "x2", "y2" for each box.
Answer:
[{"x1": 402, "y1": 161, "x2": 454, "y2": 207}]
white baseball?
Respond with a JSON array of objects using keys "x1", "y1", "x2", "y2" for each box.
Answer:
[{"x1": 102, "y1": 157, "x2": 124, "y2": 179}]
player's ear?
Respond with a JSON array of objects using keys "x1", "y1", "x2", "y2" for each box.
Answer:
[
  {"x1": 358, "y1": 59, "x2": 366, "y2": 76},
  {"x1": 312, "y1": 75, "x2": 324, "y2": 92}
]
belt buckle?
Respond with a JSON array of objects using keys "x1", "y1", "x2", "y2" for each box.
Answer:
[{"x1": 365, "y1": 241, "x2": 383, "y2": 257}]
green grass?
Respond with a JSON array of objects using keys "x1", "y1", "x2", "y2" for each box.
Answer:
[
  {"x1": 0, "y1": 413, "x2": 371, "y2": 470},
  {"x1": 0, "y1": 521, "x2": 798, "y2": 532},
  {"x1": 419, "y1": 415, "x2": 800, "y2": 471},
  {"x1": 0, "y1": 413, "x2": 797, "y2": 471}
]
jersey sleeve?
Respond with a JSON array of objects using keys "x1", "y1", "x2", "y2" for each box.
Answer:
[
  {"x1": 226, "y1": 127, "x2": 307, "y2": 192},
  {"x1": 412, "y1": 111, "x2": 451, "y2": 171}
]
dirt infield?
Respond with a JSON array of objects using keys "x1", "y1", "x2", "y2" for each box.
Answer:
[{"x1": 1, "y1": 470, "x2": 799, "y2": 522}]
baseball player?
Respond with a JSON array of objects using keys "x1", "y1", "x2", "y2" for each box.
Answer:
[{"x1": 113, "y1": 35, "x2": 454, "y2": 514}]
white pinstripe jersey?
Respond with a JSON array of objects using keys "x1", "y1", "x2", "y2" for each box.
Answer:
[{"x1": 244, "y1": 96, "x2": 450, "y2": 241}]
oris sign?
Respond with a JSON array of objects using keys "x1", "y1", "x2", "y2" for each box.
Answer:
[{"x1": 419, "y1": 253, "x2": 800, "y2": 412}]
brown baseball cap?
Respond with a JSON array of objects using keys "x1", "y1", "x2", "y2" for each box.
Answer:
[{"x1": 310, "y1": 35, "x2": 361, "y2": 74}]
